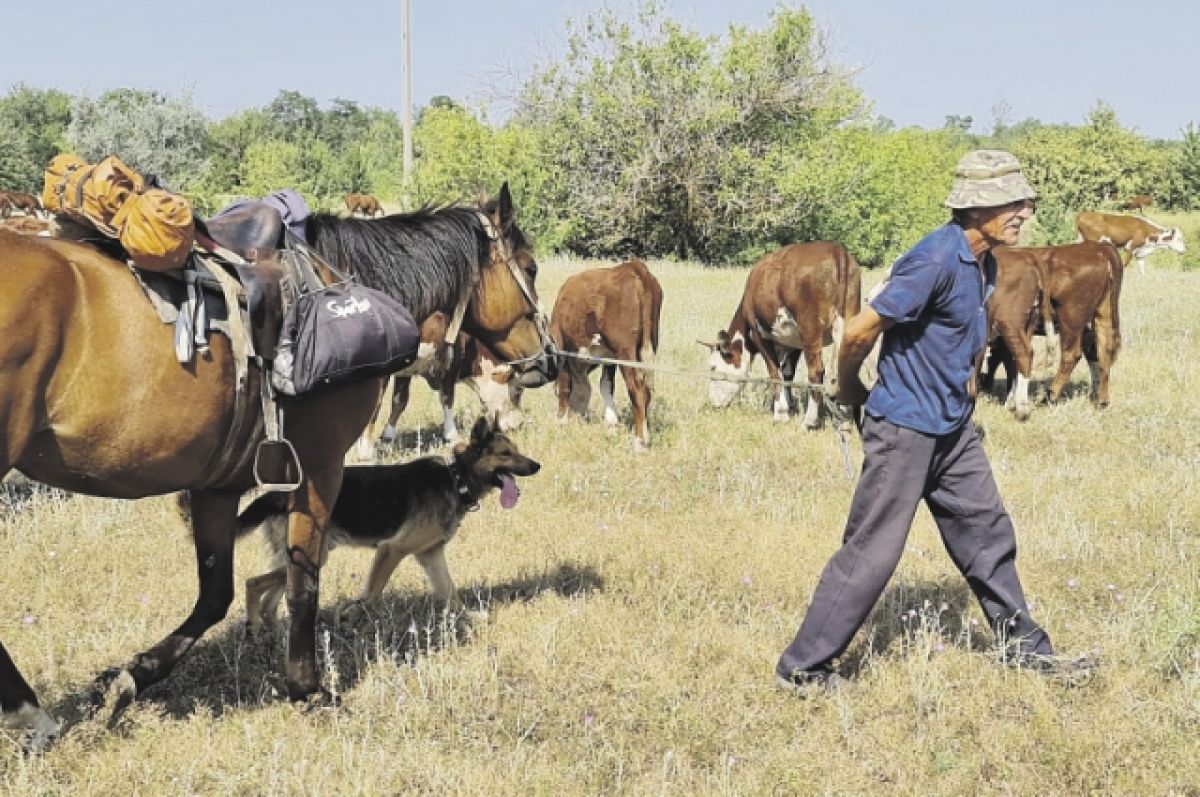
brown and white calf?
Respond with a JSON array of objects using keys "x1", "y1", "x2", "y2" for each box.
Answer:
[
  {"x1": 1076, "y1": 211, "x2": 1185, "y2": 275},
  {"x1": 549, "y1": 260, "x2": 664, "y2": 451},
  {"x1": 703, "y1": 241, "x2": 861, "y2": 427},
  {"x1": 980, "y1": 253, "x2": 1055, "y2": 420},
  {"x1": 988, "y1": 242, "x2": 1124, "y2": 414}
]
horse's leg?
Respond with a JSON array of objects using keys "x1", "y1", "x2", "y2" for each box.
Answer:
[
  {"x1": 383, "y1": 377, "x2": 413, "y2": 444},
  {"x1": 284, "y1": 470, "x2": 341, "y2": 703},
  {"x1": 435, "y1": 371, "x2": 460, "y2": 443},
  {"x1": 599, "y1": 364, "x2": 620, "y2": 425},
  {"x1": 101, "y1": 489, "x2": 238, "y2": 724}
]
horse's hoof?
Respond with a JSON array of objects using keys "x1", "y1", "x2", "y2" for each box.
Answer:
[{"x1": 105, "y1": 669, "x2": 139, "y2": 729}]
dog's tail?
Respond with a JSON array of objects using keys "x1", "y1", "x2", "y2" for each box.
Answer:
[{"x1": 175, "y1": 491, "x2": 287, "y2": 539}]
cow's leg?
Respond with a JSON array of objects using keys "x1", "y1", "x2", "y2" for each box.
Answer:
[
  {"x1": 619, "y1": 363, "x2": 651, "y2": 451},
  {"x1": 1047, "y1": 317, "x2": 1084, "y2": 403},
  {"x1": 754, "y1": 336, "x2": 791, "y2": 422},
  {"x1": 799, "y1": 344, "x2": 824, "y2": 430},
  {"x1": 1000, "y1": 327, "x2": 1034, "y2": 421},
  {"x1": 566, "y1": 363, "x2": 593, "y2": 418},
  {"x1": 1136, "y1": 256, "x2": 1146, "y2": 276},
  {"x1": 381, "y1": 377, "x2": 413, "y2": 445},
  {"x1": 600, "y1": 365, "x2": 620, "y2": 425},
  {"x1": 99, "y1": 489, "x2": 238, "y2": 724}
]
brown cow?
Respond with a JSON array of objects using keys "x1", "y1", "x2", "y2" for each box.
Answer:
[
  {"x1": 979, "y1": 254, "x2": 1055, "y2": 420},
  {"x1": 1119, "y1": 194, "x2": 1153, "y2": 214},
  {"x1": 987, "y1": 242, "x2": 1124, "y2": 414},
  {"x1": 1, "y1": 191, "x2": 42, "y2": 218},
  {"x1": 1076, "y1": 211, "x2": 1184, "y2": 275},
  {"x1": 345, "y1": 192, "x2": 384, "y2": 218},
  {"x1": 703, "y1": 242, "x2": 860, "y2": 428},
  {"x1": 549, "y1": 260, "x2": 664, "y2": 451}
]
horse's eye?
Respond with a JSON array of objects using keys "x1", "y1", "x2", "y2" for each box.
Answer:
[{"x1": 526, "y1": 264, "x2": 538, "y2": 279}]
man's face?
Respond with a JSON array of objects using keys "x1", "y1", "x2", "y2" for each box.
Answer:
[{"x1": 974, "y1": 199, "x2": 1036, "y2": 246}]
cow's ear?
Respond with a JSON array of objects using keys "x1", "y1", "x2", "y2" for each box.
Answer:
[
  {"x1": 716, "y1": 329, "x2": 731, "y2": 356},
  {"x1": 471, "y1": 416, "x2": 492, "y2": 444}
]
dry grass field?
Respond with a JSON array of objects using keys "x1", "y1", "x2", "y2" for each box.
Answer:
[{"x1": 2, "y1": 240, "x2": 1198, "y2": 795}]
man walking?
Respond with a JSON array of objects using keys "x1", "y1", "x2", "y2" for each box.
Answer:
[{"x1": 777, "y1": 150, "x2": 1093, "y2": 691}]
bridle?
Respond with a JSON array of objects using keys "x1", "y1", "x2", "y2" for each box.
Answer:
[{"x1": 468, "y1": 211, "x2": 554, "y2": 371}]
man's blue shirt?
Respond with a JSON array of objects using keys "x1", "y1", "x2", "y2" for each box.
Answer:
[{"x1": 865, "y1": 223, "x2": 994, "y2": 435}]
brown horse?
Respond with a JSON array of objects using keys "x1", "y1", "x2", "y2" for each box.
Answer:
[
  {"x1": 344, "y1": 192, "x2": 384, "y2": 218},
  {"x1": 308, "y1": 184, "x2": 559, "y2": 457},
  {"x1": 0, "y1": 183, "x2": 548, "y2": 750}
]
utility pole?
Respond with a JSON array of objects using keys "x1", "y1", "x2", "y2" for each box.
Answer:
[{"x1": 402, "y1": 0, "x2": 414, "y2": 184}]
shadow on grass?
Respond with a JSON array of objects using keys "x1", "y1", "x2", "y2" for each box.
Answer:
[
  {"x1": 837, "y1": 577, "x2": 996, "y2": 677},
  {"x1": 48, "y1": 562, "x2": 604, "y2": 730}
]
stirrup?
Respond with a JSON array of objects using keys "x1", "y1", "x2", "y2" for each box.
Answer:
[{"x1": 253, "y1": 438, "x2": 304, "y2": 492}]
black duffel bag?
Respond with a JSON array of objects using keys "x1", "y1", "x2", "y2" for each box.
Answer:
[{"x1": 271, "y1": 243, "x2": 419, "y2": 396}]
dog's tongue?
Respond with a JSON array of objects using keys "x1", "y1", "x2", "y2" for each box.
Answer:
[{"x1": 499, "y1": 474, "x2": 519, "y2": 509}]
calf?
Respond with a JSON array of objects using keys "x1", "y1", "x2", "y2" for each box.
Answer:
[
  {"x1": 702, "y1": 241, "x2": 860, "y2": 427},
  {"x1": 1119, "y1": 194, "x2": 1153, "y2": 214},
  {"x1": 345, "y1": 192, "x2": 384, "y2": 218},
  {"x1": 989, "y1": 242, "x2": 1123, "y2": 412},
  {"x1": 980, "y1": 254, "x2": 1054, "y2": 420},
  {"x1": 549, "y1": 260, "x2": 664, "y2": 451},
  {"x1": 1076, "y1": 211, "x2": 1184, "y2": 275}
]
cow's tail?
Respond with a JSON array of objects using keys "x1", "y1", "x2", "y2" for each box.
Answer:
[
  {"x1": 631, "y1": 261, "x2": 662, "y2": 390},
  {"x1": 833, "y1": 246, "x2": 861, "y2": 383},
  {"x1": 1096, "y1": 245, "x2": 1123, "y2": 366}
]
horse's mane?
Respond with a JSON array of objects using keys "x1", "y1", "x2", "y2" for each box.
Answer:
[{"x1": 305, "y1": 204, "x2": 491, "y2": 320}]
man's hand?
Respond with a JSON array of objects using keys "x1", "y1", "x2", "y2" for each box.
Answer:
[{"x1": 835, "y1": 376, "x2": 870, "y2": 408}]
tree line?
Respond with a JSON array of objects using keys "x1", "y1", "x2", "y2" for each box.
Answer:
[{"x1": 2, "y1": 3, "x2": 1198, "y2": 268}]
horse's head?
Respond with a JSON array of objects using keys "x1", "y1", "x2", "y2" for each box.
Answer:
[{"x1": 468, "y1": 183, "x2": 559, "y2": 387}]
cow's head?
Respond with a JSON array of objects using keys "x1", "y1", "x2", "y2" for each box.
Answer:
[
  {"x1": 1159, "y1": 227, "x2": 1187, "y2": 254},
  {"x1": 699, "y1": 330, "x2": 751, "y2": 408}
]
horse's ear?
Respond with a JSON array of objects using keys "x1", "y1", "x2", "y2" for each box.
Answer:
[{"x1": 497, "y1": 182, "x2": 514, "y2": 228}]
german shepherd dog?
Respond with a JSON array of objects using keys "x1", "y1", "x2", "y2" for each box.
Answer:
[{"x1": 237, "y1": 417, "x2": 540, "y2": 631}]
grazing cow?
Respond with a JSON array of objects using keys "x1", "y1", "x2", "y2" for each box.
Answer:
[
  {"x1": 345, "y1": 192, "x2": 384, "y2": 218},
  {"x1": 1, "y1": 191, "x2": 42, "y2": 218},
  {"x1": 1076, "y1": 211, "x2": 1185, "y2": 275},
  {"x1": 703, "y1": 242, "x2": 861, "y2": 427},
  {"x1": 549, "y1": 260, "x2": 664, "y2": 451},
  {"x1": 988, "y1": 242, "x2": 1124, "y2": 412},
  {"x1": 1119, "y1": 194, "x2": 1153, "y2": 214}
]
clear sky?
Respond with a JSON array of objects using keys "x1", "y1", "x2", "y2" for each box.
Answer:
[{"x1": 2, "y1": 0, "x2": 1195, "y2": 140}]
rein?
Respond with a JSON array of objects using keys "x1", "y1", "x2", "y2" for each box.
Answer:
[{"x1": 536, "y1": 346, "x2": 858, "y2": 479}]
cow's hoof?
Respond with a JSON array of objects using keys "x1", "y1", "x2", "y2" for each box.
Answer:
[
  {"x1": 631, "y1": 438, "x2": 650, "y2": 454},
  {"x1": 772, "y1": 410, "x2": 791, "y2": 423},
  {"x1": 1014, "y1": 404, "x2": 1032, "y2": 422}
]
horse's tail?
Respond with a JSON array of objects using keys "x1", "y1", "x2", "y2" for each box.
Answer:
[{"x1": 176, "y1": 491, "x2": 284, "y2": 540}]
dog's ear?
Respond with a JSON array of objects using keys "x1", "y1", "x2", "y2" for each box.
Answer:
[{"x1": 470, "y1": 415, "x2": 492, "y2": 445}]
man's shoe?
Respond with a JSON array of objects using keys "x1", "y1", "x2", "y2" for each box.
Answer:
[
  {"x1": 1007, "y1": 651, "x2": 1099, "y2": 683},
  {"x1": 776, "y1": 666, "x2": 844, "y2": 696}
]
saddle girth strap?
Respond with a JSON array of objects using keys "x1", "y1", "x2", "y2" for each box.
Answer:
[{"x1": 196, "y1": 256, "x2": 259, "y2": 488}]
